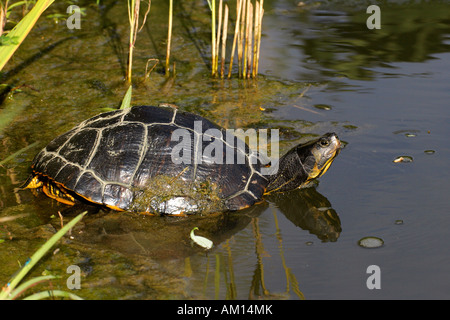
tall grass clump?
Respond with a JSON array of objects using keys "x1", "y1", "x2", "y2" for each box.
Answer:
[
  {"x1": 126, "y1": 0, "x2": 151, "y2": 83},
  {"x1": 207, "y1": 0, "x2": 264, "y2": 79},
  {"x1": 126, "y1": 0, "x2": 139, "y2": 83}
]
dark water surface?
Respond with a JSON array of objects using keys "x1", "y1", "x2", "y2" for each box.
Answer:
[{"x1": 0, "y1": 0, "x2": 449, "y2": 299}]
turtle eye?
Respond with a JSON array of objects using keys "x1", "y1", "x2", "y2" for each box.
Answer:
[{"x1": 319, "y1": 139, "x2": 329, "y2": 147}]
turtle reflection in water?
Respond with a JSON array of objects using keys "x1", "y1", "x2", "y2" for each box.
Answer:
[
  {"x1": 23, "y1": 105, "x2": 341, "y2": 215},
  {"x1": 267, "y1": 187, "x2": 342, "y2": 242},
  {"x1": 76, "y1": 188, "x2": 341, "y2": 258}
]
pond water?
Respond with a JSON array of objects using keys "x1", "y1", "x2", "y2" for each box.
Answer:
[{"x1": 0, "y1": 0, "x2": 449, "y2": 299}]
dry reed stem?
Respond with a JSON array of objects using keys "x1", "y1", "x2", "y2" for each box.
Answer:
[
  {"x1": 145, "y1": 58, "x2": 159, "y2": 79},
  {"x1": 126, "y1": 0, "x2": 140, "y2": 83},
  {"x1": 211, "y1": 0, "x2": 216, "y2": 77},
  {"x1": 165, "y1": 0, "x2": 173, "y2": 76},
  {"x1": 214, "y1": 0, "x2": 223, "y2": 77},
  {"x1": 247, "y1": 2, "x2": 253, "y2": 78},
  {"x1": 255, "y1": 0, "x2": 264, "y2": 77},
  {"x1": 243, "y1": 1, "x2": 252, "y2": 79},
  {"x1": 0, "y1": 1, "x2": 8, "y2": 37},
  {"x1": 220, "y1": 4, "x2": 228, "y2": 78},
  {"x1": 138, "y1": 0, "x2": 151, "y2": 33},
  {"x1": 211, "y1": 0, "x2": 263, "y2": 79},
  {"x1": 242, "y1": 0, "x2": 249, "y2": 78},
  {"x1": 238, "y1": 0, "x2": 246, "y2": 78},
  {"x1": 228, "y1": 0, "x2": 243, "y2": 78},
  {"x1": 252, "y1": 1, "x2": 259, "y2": 78}
]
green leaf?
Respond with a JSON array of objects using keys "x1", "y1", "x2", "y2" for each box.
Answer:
[
  {"x1": 0, "y1": 0, "x2": 55, "y2": 71},
  {"x1": 119, "y1": 84, "x2": 132, "y2": 109}
]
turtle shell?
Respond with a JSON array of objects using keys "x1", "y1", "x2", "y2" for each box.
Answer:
[{"x1": 29, "y1": 105, "x2": 268, "y2": 215}]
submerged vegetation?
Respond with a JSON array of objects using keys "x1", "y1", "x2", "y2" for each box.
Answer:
[{"x1": 131, "y1": 174, "x2": 226, "y2": 215}]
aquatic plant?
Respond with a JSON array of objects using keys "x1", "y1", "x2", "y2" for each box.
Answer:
[
  {"x1": 119, "y1": 84, "x2": 133, "y2": 109},
  {"x1": 0, "y1": 141, "x2": 38, "y2": 166},
  {"x1": 0, "y1": 212, "x2": 86, "y2": 300},
  {"x1": 126, "y1": 0, "x2": 139, "y2": 83},
  {"x1": 126, "y1": 0, "x2": 151, "y2": 83},
  {"x1": 207, "y1": 0, "x2": 264, "y2": 79},
  {"x1": 0, "y1": 0, "x2": 54, "y2": 71}
]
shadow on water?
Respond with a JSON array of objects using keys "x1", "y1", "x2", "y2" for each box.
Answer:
[
  {"x1": 73, "y1": 206, "x2": 265, "y2": 260},
  {"x1": 51, "y1": 185, "x2": 338, "y2": 299},
  {"x1": 69, "y1": 187, "x2": 340, "y2": 260}
]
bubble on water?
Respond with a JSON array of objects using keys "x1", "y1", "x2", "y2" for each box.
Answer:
[{"x1": 358, "y1": 236, "x2": 384, "y2": 248}]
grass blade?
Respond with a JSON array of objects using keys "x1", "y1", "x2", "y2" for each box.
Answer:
[
  {"x1": 119, "y1": 84, "x2": 133, "y2": 109},
  {"x1": 8, "y1": 275, "x2": 58, "y2": 300},
  {"x1": 0, "y1": 0, "x2": 54, "y2": 71},
  {"x1": 23, "y1": 290, "x2": 83, "y2": 300},
  {"x1": 0, "y1": 212, "x2": 87, "y2": 299},
  {"x1": 0, "y1": 142, "x2": 38, "y2": 166}
]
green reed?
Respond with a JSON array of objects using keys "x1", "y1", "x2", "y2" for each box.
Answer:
[
  {"x1": 0, "y1": 0, "x2": 54, "y2": 71},
  {"x1": 0, "y1": 212, "x2": 86, "y2": 300}
]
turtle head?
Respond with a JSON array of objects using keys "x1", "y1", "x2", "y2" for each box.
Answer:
[
  {"x1": 265, "y1": 133, "x2": 341, "y2": 193},
  {"x1": 305, "y1": 132, "x2": 341, "y2": 180}
]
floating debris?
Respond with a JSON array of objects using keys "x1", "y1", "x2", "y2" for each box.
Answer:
[
  {"x1": 314, "y1": 104, "x2": 332, "y2": 111},
  {"x1": 190, "y1": 227, "x2": 213, "y2": 250},
  {"x1": 393, "y1": 156, "x2": 413, "y2": 163},
  {"x1": 392, "y1": 129, "x2": 420, "y2": 136},
  {"x1": 358, "y1": 236, "x2": 384, "y2": 248},
  {"x1": 424, "y1": 150, "x2": 435, "y2": 155},
  {"x1": 394, "y1": 220, "x2": 404, "y2": 225}
]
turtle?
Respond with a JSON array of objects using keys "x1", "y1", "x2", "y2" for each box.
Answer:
[{"x1": 23, "y1": 105, "x2": 341, "y2": 215}]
